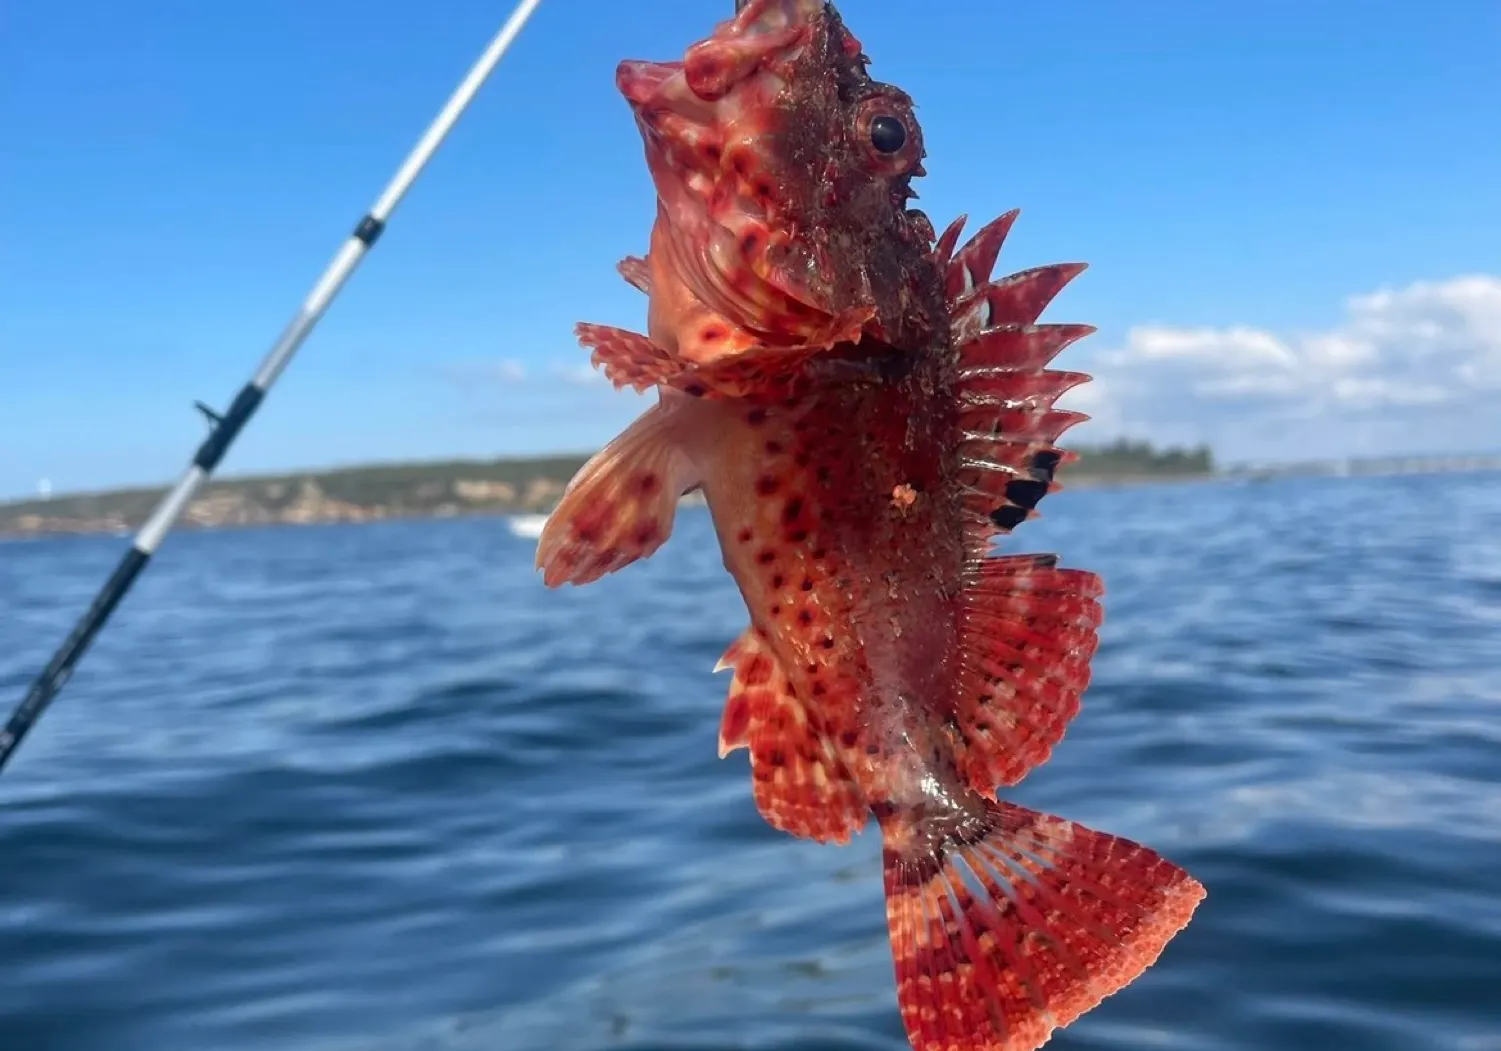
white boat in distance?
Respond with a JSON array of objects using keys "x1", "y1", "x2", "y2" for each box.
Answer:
[{"x1": 505, "y1": 513, "x2": 550, "y2": 539}]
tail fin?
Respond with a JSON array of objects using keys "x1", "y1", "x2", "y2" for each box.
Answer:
[{"x1": 879, "y1": 798, "x2": 1203, "y2": 1051}]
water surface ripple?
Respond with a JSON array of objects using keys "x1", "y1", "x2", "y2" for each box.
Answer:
[{"x1": 2, "y1": 472, "x2": 1499, "y2": 1050}]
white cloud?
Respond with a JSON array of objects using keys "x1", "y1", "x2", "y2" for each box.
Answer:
[
  {"x1": 442, "y1": 358, "x2": 528, "y2": 385},
  {"x1": 550, "y1": 362, "x2": 605, "y2": 386},
  {"x1": 441, "y1": 358, "x2": 610, "y2": 388},
  {"x1": 1063, "y1": 274, "x2": 1501, "y2": 462},
  {"x1": 490, "y1": 358, "x2": 527, "y2": 383}
]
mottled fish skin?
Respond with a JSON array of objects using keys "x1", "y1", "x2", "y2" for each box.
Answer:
[{"x1": 537, "y1": 4, "x2": 1205, "y2": 1050}]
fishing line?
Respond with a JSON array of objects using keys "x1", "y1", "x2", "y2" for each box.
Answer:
[{"x1": 0, "y1": 0, "x2": 546, "y2": 776}]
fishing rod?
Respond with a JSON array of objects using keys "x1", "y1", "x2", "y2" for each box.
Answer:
[{"x1": 0, "y1": 0, "x2": 546, "y2": 777}]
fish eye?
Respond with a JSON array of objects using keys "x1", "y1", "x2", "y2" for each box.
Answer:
[
  {"x1": 855, "y1": 97, "x2": 921, "y2": 174},
  {"x1": 869, "y1": 114, "x2": 906, "y2": 154}
]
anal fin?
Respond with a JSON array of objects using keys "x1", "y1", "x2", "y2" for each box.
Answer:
[
  {"x1": 950, "y1": 554, "x2": 1104, "y2": 792},
  {"x1": 716, "y1": 628, "x2": 867, "y2": 844},
  {"x1": 880, "y1": 798, "x2": 1204, "y2": 1051},
  {"x1": 536, "y1": 402, "x2": 698, "y2": 586}
]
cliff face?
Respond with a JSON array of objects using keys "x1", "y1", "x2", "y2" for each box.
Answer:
[{"x1": 0, "y1": 458, "x2": 585, "y2": 539}]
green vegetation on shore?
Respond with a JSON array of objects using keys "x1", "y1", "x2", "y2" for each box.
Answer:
[
  {"x1": 0, "y1": 440, "x2": 1213, "y2": 539},
  {"x1": 1072, "y1": 438, "x2": 1214, "y2": 478}
]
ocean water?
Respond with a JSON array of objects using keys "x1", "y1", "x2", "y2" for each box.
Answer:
[{"x1": 1, "y1": 471, "x2": 1499, "y2": 1051}]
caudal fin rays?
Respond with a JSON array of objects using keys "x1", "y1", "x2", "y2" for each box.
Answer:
[{"x1": 881, "y1": 799, "x2": 1204, "y2": 1051}]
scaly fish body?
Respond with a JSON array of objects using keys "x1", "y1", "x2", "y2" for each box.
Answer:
[{"x1": 538, "y1": 4, "x2": 1204, "y2": 1049}]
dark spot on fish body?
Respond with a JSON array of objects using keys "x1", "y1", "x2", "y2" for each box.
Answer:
[
  {"x1": 589, "y1": 547, "x2": 621, "y2": 574},
  {"x1": 572, "y1": 497, "x2": 619, "y2": 546},
  {"x1": 801, "y1": 576, "x2": 814, "y2": 591},
  {"x1": 746, "y1": 407, "x2": 768, "y2": 425},
  {"x1": 1004, "y1": 478, "x2": 1047, "y2": 510},
  {"x1": 765, "y1": 439, "x2": 783, "y2": 454},
  {"x1": 1031, "y1": 449, "x2": 1062, "y2": 481},
  {"x1": 782, "y1": 497, "x2": 805, "y2": 523},
  {"x1": 756, "y1": 474, "x2": 781, "y2": 495},
  {"x1": 744, "y1": 656, "x2": 773, "y2": 686},
  {"x1": 683, "y1": 382, "x2": 708, "y2": 397},
  {"x1": 757, "y1": 548, "x2": 777, "y2": 565},
  {"x1": 689, "y1": 54, "x2": 720, "y2": 87},
  {"x1": 632, "y1": 520, "x2": 662, "y2": 546},
  {"x1": 771, "y1": 573, "x2": 786, "y2": 589},
  {"x1": 722, "y1": 694, "x2": 751, "y2": 742},
  {"x1": 768, "y1": 748, "x2": 787, "y2": 767},
  {"x1": 787, "y1": 528, "x2": 809, "y2": 542},
  {"x1": 990, "y1": 504, "x2": 1028, "y2": 530}
]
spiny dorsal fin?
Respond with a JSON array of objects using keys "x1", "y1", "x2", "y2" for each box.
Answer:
[
  {"x1": 938, "y1": 210, "x2": 1096, "y2": 562},
  {"x1": 932, "y1": 213, "x2": 968, "y2": 272},
  {"x1": 944, "y1": 209, "x2": 1019, "y2": 302}
]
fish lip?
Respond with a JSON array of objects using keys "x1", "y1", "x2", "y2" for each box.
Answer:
[
  {"x1": 615, "y1": 0, "x2": 825, "y2": 108},
  {"x1": 615, "y1": 59, "x2": 681, "y2": 107}
]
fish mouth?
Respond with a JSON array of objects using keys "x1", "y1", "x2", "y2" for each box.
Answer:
[
  {"x1": 617, "y1": 0, "x2": 826, "y2": 106},
  {"x1": 613, "y1": 0, "x2": 869, "y2": 345}
]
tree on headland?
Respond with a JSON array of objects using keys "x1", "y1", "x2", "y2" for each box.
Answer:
[{"x1": 1067, "y1": 438, "x2": 1214, "y2": 478}]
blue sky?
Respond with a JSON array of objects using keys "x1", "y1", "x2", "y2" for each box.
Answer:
[{"x1": 3, "y1": 0, "x2": 1499, "y2": 499}]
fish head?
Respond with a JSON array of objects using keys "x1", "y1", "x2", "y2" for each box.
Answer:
[{"x1": 617, "y1": 0, "x2": 945, "y2": 354}]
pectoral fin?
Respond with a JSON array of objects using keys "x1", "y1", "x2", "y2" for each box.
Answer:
[{"x1": 536, "y1": 402, "x2": 699, "y2": 587}]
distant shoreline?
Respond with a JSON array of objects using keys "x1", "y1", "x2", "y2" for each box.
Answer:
[
  {"x1": 0, "y1": 449, "x2": 1223, "y2": 541},
  {"x1": 7, "y1": 447, "x2": 1494, "y2": 542}
]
